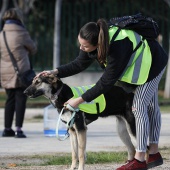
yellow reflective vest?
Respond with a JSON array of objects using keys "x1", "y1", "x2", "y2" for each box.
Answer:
[
  {"x1": 109, "y1": 27, "x2": 152, "y2": 85},
  {"x1": 71, "y1": 85, "x2": 106, "y2": 114}
]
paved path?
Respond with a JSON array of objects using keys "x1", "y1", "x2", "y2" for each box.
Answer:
[{"x1": 0, "y1": 108, "x2": 170, "y2": 156}]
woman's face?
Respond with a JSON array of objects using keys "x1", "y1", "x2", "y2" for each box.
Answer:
[{"x1": 78, "y1": 35, "x2": 98, "y2": 53}]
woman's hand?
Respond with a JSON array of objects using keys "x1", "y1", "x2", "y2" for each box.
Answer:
[
  {"x1": 64, "y1": 97, "x2": 84, "y2": 109},
  {"x1": 35, "y1": 69, "x2": 58, "y2": 78}
]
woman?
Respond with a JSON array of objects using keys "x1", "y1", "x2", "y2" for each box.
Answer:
[
  {"x1": 0, "y1": 8, "x2": 37, "y2": 138},
  {"x1": 38, "y1": 18, "x2": 168, "y2": 169}
]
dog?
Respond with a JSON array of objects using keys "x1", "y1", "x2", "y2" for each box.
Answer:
[{"x1": 24, "y1": 74, "x2": 136, "y2": 170}]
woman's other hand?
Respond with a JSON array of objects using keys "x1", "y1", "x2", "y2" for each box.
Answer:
[{"x1": 64, "y1": 97, "x2": 84, "y2": 109}]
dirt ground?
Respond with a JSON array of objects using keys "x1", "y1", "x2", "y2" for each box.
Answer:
[
  {"x1": 0, "y1": 150, "x2": 170, "y2": 170},
  {"x1": 4, "y1": 163, "x2": 170, "y2": 170}
]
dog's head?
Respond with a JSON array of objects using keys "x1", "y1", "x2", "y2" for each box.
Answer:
[{"x1": 24, "y1": 74, "x2": 62, "y2": 99}]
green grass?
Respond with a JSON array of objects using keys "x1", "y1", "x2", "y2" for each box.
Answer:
[
  {"x1": 84, "y1": 152, "x2": 127, "y2": 164},
  {"x1": 43, "y1": 152, "x2": 127, "y2": 165},
  {"x1": 41, "y1": 154, "x2": 72, "y2": 166},
  {"x1": 16, "y1": 151, "x2": 127, "y2": 167},
  {"x1": 42, "y1": 147, "x2": 168, "y2": 165},
  {"x1": 160, "y1": 105, "x2": 170, "y2": 113}
]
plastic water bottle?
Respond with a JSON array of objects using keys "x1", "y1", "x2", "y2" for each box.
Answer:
[{"x1": 43, "y1": 104, "x2": 67, "y2": 137}]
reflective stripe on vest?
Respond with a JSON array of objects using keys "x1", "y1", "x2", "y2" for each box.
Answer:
[
  {"x1": 109, "y1": 27, "x2": 152, "y2": 85},
  {"x1": 71, "y1": 85, "x2": 106, "y2": 114}
]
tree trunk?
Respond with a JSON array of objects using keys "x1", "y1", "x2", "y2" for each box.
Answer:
[
  {"x1": 53, "y1": 0, "x2": 62, "y2": 69},
  {"x1": 164, "y1": 41, "x2": 170, "y2": 98}
]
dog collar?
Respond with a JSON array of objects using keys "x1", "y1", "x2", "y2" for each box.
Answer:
[{"x1": 50, "y1": 84, "x2": 63, "y2": 107}]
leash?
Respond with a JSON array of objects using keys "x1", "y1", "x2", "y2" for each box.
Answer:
[
  {"x1": 56, "y1": 104, "x2": 79, "y2": 141},
  {"x1": 56, "y1": 107, "x2": 69, "y2": 141},
  {"x1": 65, "y1": 104, "x2": 79, "y2": 128}
]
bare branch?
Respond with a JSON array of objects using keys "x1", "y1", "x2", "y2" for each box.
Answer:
[
  {"x1": 12, "y1": 0, "x2": 19, "y2": 9},
  {"x1": 12, "y1": 0, "x2": 36, "y2": 14}
]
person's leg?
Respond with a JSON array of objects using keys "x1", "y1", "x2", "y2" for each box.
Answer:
[
  {"x1": 15, "y1": 87, "x2": 27, "y2": 138},
  {"x1": 116, "y1": 68, "x2": 165, "y2": 170},
  {"x1": 4, "y1": 89, "x2": 15, "y2": 128},
  {"x1": 2, "y1": 89, "x2": 15, "y2": 137},
  {"x1": 116, "y1": 81, "x2": 156, "y2": 170},
  {"x1": 116, "y1": 86, "x2": 149, "y2": 170},
  {"x1": 132, "y1": 83, "x2": 153, "y2": 162},
  {"x1": 15, "y1": 87, "x2": 27, "y2": 128},
  {"x1": 147, "y1": 90, "x2": 163, "y2": 168},
  {"x1": 148, "y1": 89, "x2": 161, "y2": 154},
  {"x1": 133, "y1": 68, "x2": 165, "y2": 162}
]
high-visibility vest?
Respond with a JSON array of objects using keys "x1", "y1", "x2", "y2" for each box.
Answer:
[
  {"x1": 71, "y1": 85, "x2": 106, "y2": 114},
  {"x1": 108, "y1": 27, "x2": 152, "y2": 85}
]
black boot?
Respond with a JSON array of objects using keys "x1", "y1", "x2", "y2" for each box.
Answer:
[
  {"x1": 15, "y1": 130, "x2": 27, "y2": 138},
  {"x1": 2, "y1": 129, "x2": 15, "y2": 137}
]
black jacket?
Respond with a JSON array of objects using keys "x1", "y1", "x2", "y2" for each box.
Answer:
[{"x1": 57, "y1": 38, "x2": 168, "y2": 102}]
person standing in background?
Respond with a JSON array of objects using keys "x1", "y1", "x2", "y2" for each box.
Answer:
[{"x1": 0, "y1": 8, "x2": 37, "y2": 138}]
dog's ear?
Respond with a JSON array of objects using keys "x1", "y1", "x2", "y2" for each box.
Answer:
[
  {"x1": 51, "y1": 75, "x2": 63, "y2": 91},
  {"x1": 50, "y1": 75, "x2": 59, "y2": 84},
  {"x1": 45, "y1": 74, "x2": 56, "y2": 84},
  {"x1": 49, "y1": 75, "x2": 62, "y2": 89},
  {"x1": 33, "y1": 76, "x2": 42, "y2": 84}
]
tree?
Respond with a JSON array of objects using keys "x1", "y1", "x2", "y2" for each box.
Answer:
[
  {"x1": 53, "y1": 0, "x2": 62, "y2": 69},
  {"x1": 0, "y1": 0, "x2": 36, "y2": 29}
]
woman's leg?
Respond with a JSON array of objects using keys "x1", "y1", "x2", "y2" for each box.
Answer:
[
  {"x1": 116, "y1": 69, "x2": 166, "y2": 170},
  {"x1": 15, "y1": 87, "x2": 27, "y2": 129},
  {"x1": 133, "y1": 68, "x2": 165, "y2": 161},
  {"x1": 148, "y1": 89, "x2": 161, "y2": 154},
  {"x1": 4, "y1": 89, "x2": 15, "y2": 128},
  {"x1": 132, "y1": 83, "x2": 151, "y2": 161}
]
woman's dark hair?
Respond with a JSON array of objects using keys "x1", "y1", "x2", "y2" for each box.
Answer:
[
  {"x1": 79, "y1": 18, "x2": 109, "y2": 64},
  {"x1": 2, "y1": 8, "x2": 24, "y2": 24}
]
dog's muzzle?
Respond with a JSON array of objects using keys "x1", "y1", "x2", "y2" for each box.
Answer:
[{"x1": 24, "y1": 88, "x2": 44, "y2": 98}]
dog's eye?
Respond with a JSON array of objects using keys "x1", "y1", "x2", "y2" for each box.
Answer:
[{"x1": 34, "y1": 79, "x2": 41, "y2": 85}]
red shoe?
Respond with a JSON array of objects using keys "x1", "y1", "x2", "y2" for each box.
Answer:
[
  {"x1": 147, "y1": 152, "x2": 163, "y2": 169},
  {"x1": 116, "y1": 159, "x2": 147, "y2": 170}
]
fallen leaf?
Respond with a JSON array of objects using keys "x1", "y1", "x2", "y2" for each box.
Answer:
[{"x1": 8, "y1": 163, "x2": 17, "y2": 167}]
